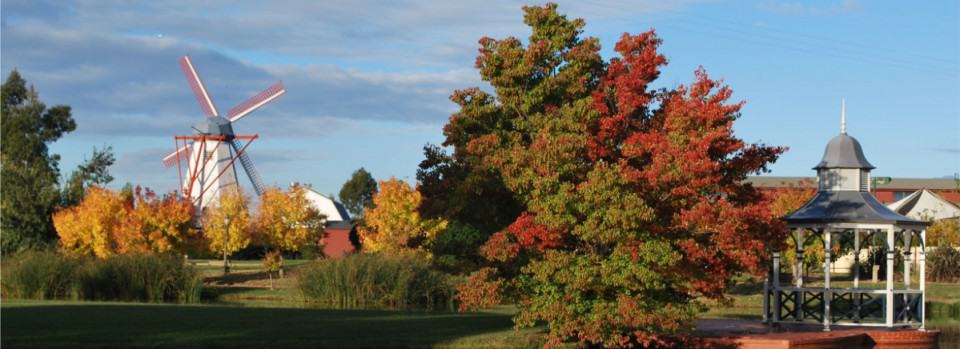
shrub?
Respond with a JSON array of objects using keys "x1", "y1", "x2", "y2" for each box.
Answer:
[
  {"x1": 80, "y1": 253, "x2": 202, "y2": 303},
  {"x1": 928, "y1": 246, "x2": 960, "y2": 282},
  {"x1": 1, "y1": 250, "x2": 84, "y2": 300},
  {"x1": 298, "y1": 253, "x2": 453, "y2": 310}
]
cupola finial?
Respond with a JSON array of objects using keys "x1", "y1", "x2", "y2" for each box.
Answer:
[{"x1": 841, "y1": 98, "x2": 847, "y2": 135}]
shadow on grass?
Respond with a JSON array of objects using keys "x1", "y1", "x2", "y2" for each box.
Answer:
[
  {"x1": 203, "y1": 271, "x2": 274, "y2": 285},
  {"x1": 1, "y1": 302, "x2": 528, "y2": 349}
]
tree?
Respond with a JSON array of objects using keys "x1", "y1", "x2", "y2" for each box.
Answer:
[
  {"x1": 202, "y1": 188, "x2": 253, "y2": 271},
  {"x1": 764, "y1": 180, "x2": 821, "y2": 276},
  {"x1": 449, "y1": 5, "x2": 786, "y2": 347},
  {"x1": 53, "y1": 187, "x2": 126, "y2": 258},
  {"x1": 53, "y1": 186, "x2": 196, "y2": 258},
  {"x1": 338, "y1": 167, "x2": 378, "y2": 219},
  {"x1": 1, "y1": 70, "x2": 77, "y2": 252},
  {"x1": 927, "y1": 218, "x2": 960, "y2": 247},
  {"x1": 62, "y1": 146, "x2": 116, "y2": 207},
  {"x1": 254, "y1": 185, "x2": 325, "y2": 278},
  {"x1": 358, "y1": 177, "x2": 447, "y2": 255}
]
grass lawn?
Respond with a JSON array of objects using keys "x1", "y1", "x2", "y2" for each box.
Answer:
[
  {"x1": 1, "y1": 300, "x2": 546, "y2": 349},
  {"x1": 4, "y1": 259, "x2": 956, "y2": 348}
]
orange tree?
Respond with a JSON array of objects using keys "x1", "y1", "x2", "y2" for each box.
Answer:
[
  {"x1": 358, "y1": 177, "x2": 446, "y2": 256},
  {"x1": 763, "y1": 179, "x2": 821, "y2": 274},
  {"x1": 54, "y1": 186, "x2": 196, "y2": 258},
  {"x1": 254, "y1": 184, "x2": 324, "y2": 274},
  {"x1": 446, "y1": 5, "x2": 787, "y2": 347}
]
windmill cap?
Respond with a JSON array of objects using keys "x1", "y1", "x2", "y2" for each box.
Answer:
[
  {"x1": 813, "y1": 133, "x2": 875, "y2": 170},
  {"x1": 194, "y1": 116, "x2": 235, "y2": 137}
]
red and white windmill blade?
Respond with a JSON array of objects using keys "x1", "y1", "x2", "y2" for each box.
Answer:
[{"x1": 162, "y1": 55, "x2": 286, "y2": 168}]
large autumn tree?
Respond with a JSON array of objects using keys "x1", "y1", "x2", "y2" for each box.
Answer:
[{"x1": 449, "y1": 5, "x2": 787, "y2": 347}]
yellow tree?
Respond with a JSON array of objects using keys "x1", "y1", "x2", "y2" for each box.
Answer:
[
  {"x1": 202, "y1": 187, "x2": 253, "y2": 272},
  {"x1": 255, "y1": 184, "x2": 324, "y2": 281},
  {"x1": 54, "y1": 186, "x2": 126, "y2": 258},
  {"x1": 359, "y1": 177, "x2": 446, "y2": 255}
]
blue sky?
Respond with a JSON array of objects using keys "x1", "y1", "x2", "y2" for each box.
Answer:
[{"x1": 2, "y1": 0, "x2": 958, "y2": 197}]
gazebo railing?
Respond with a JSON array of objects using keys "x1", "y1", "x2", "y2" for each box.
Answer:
[{"x1": 763, "y1": 284, "x2": 923, "y2": 328}]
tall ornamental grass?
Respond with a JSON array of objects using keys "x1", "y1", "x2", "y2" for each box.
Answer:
[
  {"x1": 1, "y1": 251, "x2": 201, "y2": 303},
  {"x1": 298, "y1": 253, "x2": 453, "y2": 310},
  {"x1": 1, "y1": 250, "x2": 83, "y2": 300}
]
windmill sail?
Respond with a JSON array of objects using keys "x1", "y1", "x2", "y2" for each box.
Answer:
[{"x1": 230, "y1": 139, "x2": 266, "y2": 196}]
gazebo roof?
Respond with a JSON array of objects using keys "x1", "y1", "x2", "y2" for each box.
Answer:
[{"x1": 784, "y1": 191, "x2": 928, "y2": 227}]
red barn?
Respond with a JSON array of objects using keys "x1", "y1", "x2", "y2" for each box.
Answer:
[{"x1": 301, "y1": 186, "x2": 357, "y2": 258}]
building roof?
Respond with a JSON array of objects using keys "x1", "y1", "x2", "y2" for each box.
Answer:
[
  {"x1": 887, "y1": 189, "x2": 960, "y2": 221},
  {"x1": 813, "y1": 134, "x2": 875, "y2": 170},
  {"x1": 300, "y1": 185, "x2": 352, "y2": 223},
  {"x1": 783, "y1": 191, "x2": 928, "y2": 227}
]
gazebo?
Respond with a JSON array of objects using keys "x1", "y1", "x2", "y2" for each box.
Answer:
[{"x1": 763, "y1": 103, "x2": 930, "y2": 331}]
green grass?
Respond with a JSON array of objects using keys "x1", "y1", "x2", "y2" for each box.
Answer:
[{"x1": 1, "y1": 300, "x2": 545, "y2": 349}]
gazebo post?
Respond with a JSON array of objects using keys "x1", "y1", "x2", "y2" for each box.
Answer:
[
  {"x1": 823, "y1": 228, "x2": 832, "y2": 331},
  {"x1": 903, "y1": 230, "x2": 912, "y2": 289},
  {"x1": 773, "y1": 252, "x2": 781, "y2": 322},
  {"x1": 853, "y1": 229, "x2": 860, "y2": 289},
  {"x1": 794, "y1": 229, "x2": 805, "y2": 322},
  {"x1": 919, "y1": 229, "x2": 926, "y2": 331},
  {"x1": 885, "y1": 226, "x2": 895, "y2": 328}
]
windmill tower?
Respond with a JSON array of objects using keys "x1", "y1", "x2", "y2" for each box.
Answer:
[{"x1": 162, "y1": 55, "x2": 284, "y2": 211}]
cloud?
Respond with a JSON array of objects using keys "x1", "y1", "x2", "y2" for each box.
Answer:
[{"x1": 757, "y1": 0, "x2": 861, "y2": 16}]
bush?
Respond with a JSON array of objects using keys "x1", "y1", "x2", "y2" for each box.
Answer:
[
  {"x1": 928, "y1": 247, "x2": 960, "y2": 282},
  {"x1": 80, "y1": 253, "x2": 202, "y2": 303},
  {"x1": 298, "y1": 253, "x2": 453, "y2": 310},
  {"x1": 1, "y1": 252, "x2": 201, "y2": 303},
  {"x1": 1, "y1": 250, "x2": 84, "y2": 300}
]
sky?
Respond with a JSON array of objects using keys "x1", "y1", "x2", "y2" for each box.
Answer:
[{"x1": 2, "y1": 0, "x2": 958, "y2": 197}]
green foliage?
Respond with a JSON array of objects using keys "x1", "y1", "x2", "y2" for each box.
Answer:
[
  {"x1": 297, "y1": 253, "x2": 453, "y2": 310},
  {"x1": 428, "y1": 221, "x2": 488, "y2": 274},
  {"x1": 338, "y1": 167, "x2": 378, "y2": 219},
  {"x1": 61, "y1": 146, "x2": 116, "y2": 207},
  {"x1": 1, "y1": 70, "x2": 77, "y2": 252},
  {"x1": 1, "y1": 251, "x2": 200, "y2": 303},
  {"x1": 928, "y1": 247, "x2": 960, "y2": 282},
  {"x1": 1, "y1": 250, "x2": 83, "y2": 299}
]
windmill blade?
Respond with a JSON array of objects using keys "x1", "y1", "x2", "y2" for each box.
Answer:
[
  {"x1": 179, "y1": 55, "x2": 219, "y2": 117},
  {"x1": 229, "y1": 139, "x2": 266, "y2": 196},
  {"x1": 162, "y1": 144, "x2": 191, "y2": 168},
  {"x1": 227, "y1": 81, "x2": 285, "y2": 123}
]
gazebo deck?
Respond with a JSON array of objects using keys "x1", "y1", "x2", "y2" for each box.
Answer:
[{"x1": 696, "y1": 319, "x2": 940, "y2": 349}]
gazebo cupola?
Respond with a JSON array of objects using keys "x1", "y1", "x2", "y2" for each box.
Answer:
[
  {"x1": 763, "y1": 100, "x2": 930, "y2": 331},
  {"x1": 814, "y1": 101, "x2": 875, "y2": 193}
]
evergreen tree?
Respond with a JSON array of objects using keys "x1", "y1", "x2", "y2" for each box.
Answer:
[
  {"x1": 338, "y1": 167, "x2": 378, "y2": 219},
  {"x1": 62, "y1": 146, "x2": 116, "y2": 207},
  {"x1": 1, "y1": 70, "x2": 77, "y2": 252}
]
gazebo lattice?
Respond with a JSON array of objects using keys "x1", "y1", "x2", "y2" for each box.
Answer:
[{"x1": 763, "y1": 104, "x2": 930, "y2": 331}]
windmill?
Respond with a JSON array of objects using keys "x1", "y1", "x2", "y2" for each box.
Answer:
[{"x1": 162, "y1": 55, "x2": 284, "y2": 211}]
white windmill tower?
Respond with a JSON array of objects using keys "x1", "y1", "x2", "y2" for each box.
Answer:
[{"x1": 162, "y1": 55, "x2": 284, "y2": 212}]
